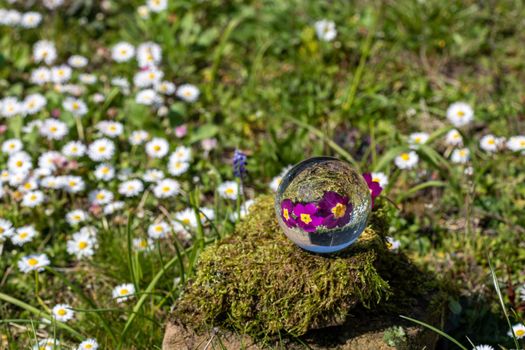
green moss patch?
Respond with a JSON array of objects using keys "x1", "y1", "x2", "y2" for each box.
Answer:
[{"x1": 173, "y1": 195, "x2": 394, "y2": 338}]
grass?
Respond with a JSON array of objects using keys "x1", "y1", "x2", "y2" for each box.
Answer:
[{"x1": 0, "y1": 0, "x2": 524, "y2": 349}]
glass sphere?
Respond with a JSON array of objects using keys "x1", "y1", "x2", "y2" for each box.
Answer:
[{"x1": 275, "y1": 157, "x2": 371, "y2": 254}]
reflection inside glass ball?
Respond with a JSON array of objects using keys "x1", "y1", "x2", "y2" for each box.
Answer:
[{"x1": 275, "y1": 157, "x2": 371, "y2": 253}]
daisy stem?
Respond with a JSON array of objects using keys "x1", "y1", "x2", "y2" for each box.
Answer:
[{"x1": 75, "y1": 116, "x2": 84, "y2": 141}]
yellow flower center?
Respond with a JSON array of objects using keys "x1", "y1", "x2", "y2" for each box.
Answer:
[
  {"x1": 331, "y1": 203, "x2": 346, "y2": 219},
  {"x1": 72, "y1": 103, "x2": 79, "y2": 110},
  {"x1": 154, "y1": 226, "x2": 163, "y2": 232},
  {"x1": 386, "y1": 241, "x2": 393, "y2": 249},
  {"x1": 101, "y1": 167, "x2": 109, "y2": 174},
  {"x1": 28, "y1": 258, "x2": 38, "y2": 266},
  {"x1": 78, "y1": 241, "x2": 88, "y2": 249},
  {"x1": 516, "y1": 329, "x2": 525, "y2": 337},
  {"x1": 300, "y1": 213, "x2": 312, "y2": 224},
  {"x1": 400, "y1": 153, "x2": 410, "y2": 161},
  {"x1": 85, "y1": 345, "x2": 93, "y2": 349},
  {"x1": 182, "y1": 218, "x2": 190, "y2": 224},
  {"x1": 69, "y1": 180, "x2": 77, "y2": 187},
  {"x1": 283, "y1": 208, "x2": 290, "y2": 220},
  {"x1": 16, "y1": 160, "x2": 23, "y2": 167},
  {"x1": 24, "y1": 183, "x2": 32, "y2": 189},
  {"x1": 225, "y1": 188, "x2": 234, "y2": 195},
  {"x1": 98, "y1": 146, "x2": 106, "y2": 152},
  {"x1": 20, "y1": 232, "x2": 28, "y2": 239},
  {"x1": 30, "y1": 194, "x2": 37, "y2": 201},
  {"x1": 457, "y1": 110, "x2": 465, "y2": 117},
  {"x1": 73, "y1": 215, "x2": 81, "y2": 220},
  {"x1": 120, "y1": 289, "x2": 129, "y2": 295},
  {"x1": 414, "y1": 137, "x2": 421, "y2": 143},
  {"x1": 96, "y1": 193, "x2": 105, "y2": 200},
  {"x1": 57, "y1": 309, "x2": 67, "y2": 316},
  {"x1": 153, "y1": 145, "x2": 161, "y2": 151},
  {"x1": 520, "y1": 140, "x2": 525, "y2": 146},
  {"x1": 162, "y1": 186, "x2": 170, "y2": 192},
  {"x1": 0, "y1": 227, "x2": 4, "y2": 234}
]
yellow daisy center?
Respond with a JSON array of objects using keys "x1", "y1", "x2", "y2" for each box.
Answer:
[
  {"x1": 78, "y1": 241, "x2": 88, "y2": 249},
  {"x1": 182, "y1": 218, "x2": 190, "y2": 224},
  {"x1": 57, "y1": 309, "x2": 67, "y2": 316},
  {"x1": 120, "y1": 289, "x2": 129, "y2": 295},
  {"x1": 457, "y1": 110, "x2": 465, "y2": 117},
  {"x1": 96, "y1": 193, "x2": 105, "y2": 200},
  {"x1": 28, "y1": 258, "x2": 38, "y2": 266},
  {"x1": 20, "y1": 232, "x2": 28, "y2": 239},
  {"x1": 16, "y1": 160, "x2": 23, "y2": 167},
  {"x1": 516, "y1": 329, "x2": 525, "y2": 337},
  {"x1": 400, "y1": 153, "x2": 410, "y2": 161},
  {"x1": 153, "y1": 145, "x2": 161, "y2": 151},
  {"x1": 162, "y1": 186, "x2": 170, "y2": 192},
  {"x1": 225, "y1": 188, "x2": 234, "y2": 195}
]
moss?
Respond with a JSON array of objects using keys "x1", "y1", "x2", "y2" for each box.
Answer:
[{"x1": 172, "y1": 195, "x2": 447, "y2": 344}]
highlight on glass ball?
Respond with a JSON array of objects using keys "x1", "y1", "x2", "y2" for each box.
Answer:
[{"x1": 275, "y1": 157, "x2": 372, "y2": 254}]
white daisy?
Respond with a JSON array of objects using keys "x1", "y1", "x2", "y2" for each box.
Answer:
[
  {"x1": 217, "y1": 181, "x2": 239, "y2": 200},
  {"x1": 52, "y1": 304, "x2": 74, "y2": 322},
  {"x1": 136, "y1": 89, "x2": 159, "y2": 105},
  {"x1": 112, "y1": 283, "x2": 135, "y2": 303},
  {"x1": 66, "y1": 210, "x2": 89, "y2": 226},
  {"x1": 143, "y1": 169, "x2": 164, "y2": 182},
  {"x1": 445, "y1": 129, "x2": 463, "y2": 146},
  {"x1": 370, "y1": 172, "x2": 388, "y2": 188},
  {"x1": 506, "y1": 135, "x2": 525, "y2": 152},
  {"x1": 62, "y1": 141, "x2": 86, "y2": 158},
  {"x1": 89, "y1": 189, "x2": 114, "y2": 205},
  {"x1": 148, "y1": 221, "x2": 170, "y2": 239},
  {"x1": 51, "y1": 65, "x2": 72, "y2": 84},
  {"x1": 136, "y1": 42, "x2": 162, "y2": 68},
  {"x1": 67, "y1": 231, "x2": 96, "y2": 259},
  {"x1": 133, "y1": 237, "x2": 154, "y2": 252},
  {"x1": 31, "y1": 67, "x2": 51, "y2": 85},
  {"x1": 96, "y1": 121, "x2": 124, "y2": 137},
  {"x1": 314, "y1": 20, "x2": 337, "y2": 42},
  {"x1": 394, "y1": 151, "x2": 419, "y2": 169},
  {"x1": 88, "y1": 138, "x2": 115, "y2": 161},
  {"x1": 408, "y1": 132, "x2": 429, "y2": 149},
  {"x1": 230, "y1": 199, "x2": 255, "y2": 222},
  {"x1": 33, "y1": 338, "x2": 60, "y2": 350},
  {"x1": 176, "y1": 84, "x2": 200, "y2": 103},
  {"x1": 24, "y1": 94, "x2": 47, "y2": 115},
  {"x1": 153, "y1": 178, "x2": 180, "y2": 198},
  {"x1": 147, "y1": 0, "x2": 168, "y2": 12},
  {"x1": 63, "y1": 97, "x2": 88, "y2": 117},
  {"x1": 67, "y1": 55, "x2": 88, "y2": 68},
  {"x1": 171, "y1": 146, "x2": 192, "y2": 162},
  {"x1": 133, "y1": 68, "x2": 164, "y2": 88},
  {"x1": 112, "y1": 42, "x2": 135, "y2": 62},
  {"x1": 1, "y1": 97, "x2": 22, "y2": 118},
  {"x1": 0, "y1": 218, "x2": 14, "y2": 242},
  {"x1": 77, "y1": 339, "x2": 99, "y2": 350},
  {"x1": 479, "y1": 134, "x2": 500, "y2": 153},
  {"x1": 129, "y1": 130, "x2": 150, "y2": 145},
  {"x1": 155, "y1": 81, "x2": 176, "y2": 95},
  {"x1": 39, "y1": 119, "x2": 69, "y2": 140},
  {"x1": 33, "y1": 40, "x2": 57, "y2": 65},
  {"x1": 446, "y1": 102, "x2": 474, "y2": 127},
  {"x1": 8, "y1": 151, "x2": 32, "y2": 174},
  {"x1": 62, "y1": 176, "x2": 85, "y2": 193},
  {"x1": 508, "y1": 323, "x2": 525, "y2": 339},
  {"x1": 472, "y1": 345, "x2": 494, "y2": 350},
  {"x1": 38, "y1": 151, "x2": 64, "y2": 170},
  {"x1": 80, "y1": 74, "x2": 98, "y2": 85},
  {"x1": 2, "y1": 139, "x2": 23, "y2": 155},
  {"x1": 451, "y1": 148, "x2": 470, "y2": 164},
  {"x1": 103, "y1": 201, "x2": 125, "y2": 215},
  {"x1": 94, "y1": 163, "x2": 115, "y2": 181},
  {"x1": 11, "y1": 225, "x2": 38, "y2": 246},
  {"x1": 386, "y1": 236, "x2": 400, "y2": 252},
  {"x1": 145, "y1": 138, "x2": 169, "y2": 158},
  {"x1": 167, "y1": 160, "x2": 190, "y2": 176},
  {"x1": 18, "y1": 254, "x2": 50, "y2": 273},
  {"x1": 21, "y1": 190, "x2": 45, "y2": 208},
  {"x1": 118, "y1": 179, "x2": 144, "y2": 197},
  {"x1": 21, "y1": 12, "x2": 42, "y2": 28}
]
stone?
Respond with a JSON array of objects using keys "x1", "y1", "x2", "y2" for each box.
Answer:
[{"x1": 163, "y1": 195, "x2": 446, "y2": 349}]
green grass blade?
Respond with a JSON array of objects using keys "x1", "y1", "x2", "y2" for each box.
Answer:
[
  {"x1": 488, "y1": 260, "x2": 520, "y2": 349},
  {"x1": 0, "y1": 292, "x2": 83, "y2": 340},
  {"x1": 400, "y1": 315, "x2": 467, "y2": 350}
]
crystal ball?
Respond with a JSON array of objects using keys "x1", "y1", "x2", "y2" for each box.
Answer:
[{"x1": 275, "y1": 157, "x2": 371, "y2": 254}]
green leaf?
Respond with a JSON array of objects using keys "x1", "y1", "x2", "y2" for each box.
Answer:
[{"x1": 188, "y1": 124, "x2": 219, "y2": 144}]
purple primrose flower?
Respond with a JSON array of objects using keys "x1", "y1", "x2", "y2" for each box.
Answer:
[
  {"x1": 280, "y1": 199, "x2": 296, "y2": 228},
  {"x1": 318, "y1": 191, "x2": 352, "y2": 229},
  {"x1": 293, "y1": 202, "x2": 323, "y2": 232}
]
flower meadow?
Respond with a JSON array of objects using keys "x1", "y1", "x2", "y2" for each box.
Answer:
[{"x1": 0, "y1": 0, "x2": 525, "y2": 349}]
